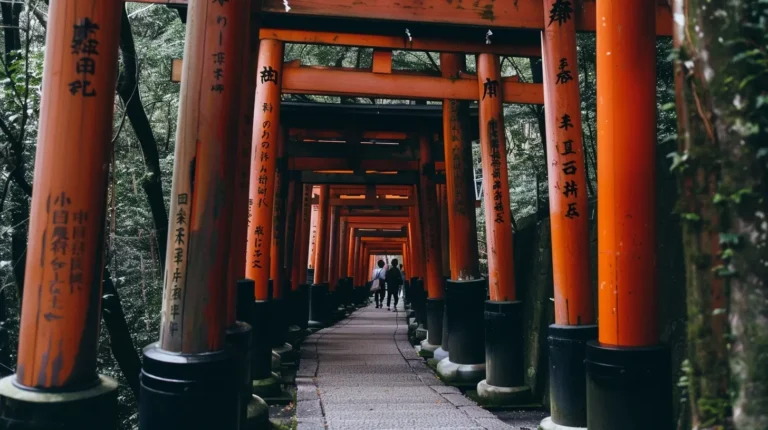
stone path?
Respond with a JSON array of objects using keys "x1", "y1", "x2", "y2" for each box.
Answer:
[{"x1": 295, "y1": 302, "x2": 517, "y2": 430}]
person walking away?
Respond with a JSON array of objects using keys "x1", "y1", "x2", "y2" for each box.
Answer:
[
  {"x1": 385, "y1": 259, "x2": 404, "y2": 311},
  {"x1": 371, "y1": 260, "x2": 387, "y2": 308}
]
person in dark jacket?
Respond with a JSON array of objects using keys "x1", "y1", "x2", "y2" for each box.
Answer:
[{"x1": 385, "y1": 259, "x2": 403, "y2": 311}]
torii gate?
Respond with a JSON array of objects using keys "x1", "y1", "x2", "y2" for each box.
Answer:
[{"x1": 0, "y1": 1, "x2": 672, "y2": 430}]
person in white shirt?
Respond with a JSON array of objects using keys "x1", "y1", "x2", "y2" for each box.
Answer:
[{"x1": 371, "y1": 260, "x2": 387, "y2": 308}]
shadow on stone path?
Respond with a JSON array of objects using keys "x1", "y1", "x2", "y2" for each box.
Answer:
[{"x1": 295, "y1": 302, "x2": 520, "y2": 430}]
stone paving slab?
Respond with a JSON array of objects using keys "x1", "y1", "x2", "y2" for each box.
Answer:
[{"x1": 295, "y1": 303, "x2": 519, "y2": 430}]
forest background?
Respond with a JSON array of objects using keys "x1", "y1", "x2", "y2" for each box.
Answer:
[{"x1": 0, "y1": 2, "x2": 678, "y2": 429}]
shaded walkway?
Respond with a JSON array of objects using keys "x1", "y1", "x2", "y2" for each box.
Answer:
[{"x1": 295, "y1": 302, "x2": 515, "y2": 430}]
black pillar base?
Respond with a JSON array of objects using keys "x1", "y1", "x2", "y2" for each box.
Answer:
[
  {"x1": 543, "y1": 324, "x2": 598, "y2": 428},
  {"x1": 227, "y1": 320, "x2": 254, "y2": 429},
  {"x1": 436, "y1": 279, "x2": 486, "y2": 385},
  {"x1": 252, "y1": 300, "x2": 281, "y2": 398},
  {"x1": 476, "y1": 300, "x2": 530, "y2": 405},
  {"x1": 139, "y1": 344, "x2": 240, "y2": 429},
  {"x1": 293, "y1": 284, "x2": 310, "y2": 332},
  {"x1": 353, "y1": 285, "x2": 367, "y2": 306},
  {"x1": 268, "y1": 296, "x2": 294, "y2": 362},
  {"x1": 420, "y1": 298, "x2": 444, "y2": 358},
  {"x1": 0, "y1": 375, "x2": 117, "y2": 430},
  {"x1": 308, "y1": 283, "x2": 330, "y2": 328},
  {"x1": 586, "y1": 341, "x2": 672, "y2": 430},
  {"x1": 268, "y1": 296, "x2": 288, "y2": 348},
  {"x1": 434, "y1": 282, "x2": 451, "y2": 361},
  {"x1": 447, "y1": 279, "x2": 486, "y2": 365},
  {"x1": 330, "y1": 287, "x2": 347, "y2": 321}
]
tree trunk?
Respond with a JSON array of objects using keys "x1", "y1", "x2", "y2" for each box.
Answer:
[
  {"x1": 673, "y1": 1, "x2": 768, "y2": 429},
  {"x1": 529, "y1": 57, "x2": 549, "y2": 218},
  {"x1": 10, "y1": 183, "x2": 27, "y2": 304},
  {"x1": 117, "y1": 9, "x2": 168, "y2": 269},
  {"x1": 101, "y1": 267, "x2": 142, "y2": 400}
]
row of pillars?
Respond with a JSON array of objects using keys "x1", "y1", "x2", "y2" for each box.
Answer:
[{"x1": 0, "y1": 1, "x2": 668, "y2": 430}]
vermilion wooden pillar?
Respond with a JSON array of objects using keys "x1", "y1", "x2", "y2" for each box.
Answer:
[
  {"x1": 159, "y1": 0, "x2": 248, "y2": 354},
  {"x1": 338, "y1": 216, "x2": 349, "y2": 281},
  {"x1": 2, "y1": 2, "x2": 123, "y2": 427},
  {"x1": 291, "y1": 183, "x2": 311, "y2": 292},
  {"x1": 245, "y1": 39, "x2": 284, "y2": 301},
  {"x1": 418, "y1": 135, "x2": 449, "y2": 359},
  {"x1": 226, "y1": 6, "x2": 258, "y2": 327},
  {"x1": 475, "y1": 53, "x2": 528, "y2": 401},
  {"x1": 439, "y1": 184, "x2": 451, "y2": 277},
  {"x1": 344, "y1": 223, "x2": 354, "y2": 278},
  {"x1": 419, "y1": 136, "x2": 445, "y2": 301},
  {"x1": 291, "y1": 183, "x2": 313, "y2": 333},
  {"x1": 142, "y1": 0, "x2": 252, "y2": 427},
  {"x1": 313, "y1": 185, "x2": 330, "y2": 284},
  {"x1": 408, "y1": 202, "x2": 425, "y2": 280},
  {"x1": 268, "y1": 127, "x2": 294, "y2": 358},
  {"x1": 308, "y1": 185, "x2": 331, "y2": 328},
  {"x1": 539, "y1": 1, "x2": 597, "y2": 427},
  {"x1": 353, "y1": 234, "x2": 362, "y2": 285},
  {"x1": 476, "y1": 54, "x2": 516, "y2": 301},
  {"x1": 587, "y1": 1, "x2": 670, "y2": 429},
  {"x1": 270, "y1": 127, "x2": 288, "y2": 300},
  {"x1": 327, "y1": 206, "x2": 340, "y2": 291},
  {"x1": 283, "y1": 179, "x2": 299, "y2": 288},
  {"x1": 308, "y1": 201, "x2": 319, "y2": 270},
  {"x1": 300, "y1": 185, "x2": 314, "y2": 285}
]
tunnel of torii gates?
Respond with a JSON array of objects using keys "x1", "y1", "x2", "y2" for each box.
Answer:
[{"x1": 0, "y1": 0, "x2": 672, "y2": 429}]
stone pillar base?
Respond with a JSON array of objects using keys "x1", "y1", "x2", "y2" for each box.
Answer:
[
  {"x1": 436, "y1": 358, "x2": 486, "y2": 387},
  {"x1": 586, "y1": 341, "x2": 671, "y2": 430},
  {"x1": 271, "y1": 350, "x2": 282, "y2": 371},
  {"x1": 476, "y1": 379, "x2": 531, "y2": 407},
  {"x1": 418, "y1": 339, "x2": 440, "y2": 358},
  {"x1": 273, "y1": 342, "x2": 294, "y2": 362},
  {"x1": 433, "y1": 346, "x2": 449, "y2": 361},
  {"x1": 251, "y1": 372, "x2": 281, "y2": 399},
  {"x1": 0, "y1": 375, "x2": 118, "y2": 430},
  {"x1": 539, "y1": 416, "x2": 586, "y2": 430},
  {"x1": 244, "y1": 395, "x2": 270, "y2": 430}
]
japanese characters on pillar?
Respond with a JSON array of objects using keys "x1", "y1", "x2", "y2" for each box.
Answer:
[
  {"x1": 309, "y1": 200, "x2": 319, "y2": 269},
  {"x1": 245, "y1": 39, "x2": 284, "y2": 301},
  {"x1": 226, "y1": 7, "x2": 257, "y2": 326},
  {"x1": 160, "y1": 0, "x2": 249, "y2": 353},
  {"x1": 419, "y1": 137, "x2": 445, "y2": 299},
  {"x1": 294, "y1": 184, "x2": 313, "y2": 289},
  {"x1": 542, "y1": 0, "x2": 593, "y2": 326},
  {"x1": 313, "y1": 185, "x2": 331, "y2": 284},
  {"x1": 440, "y1": 53, "x2": 480, "y2": 280},
  {"x1": 477, "y1": 54, "x2": 516, "y2": 302},
  {"x1": 270, "y1": 127, "x2": 288, "y2": 299},
  {"x1": 16, "y1": 0, "x2": 123, "y2": 389}
]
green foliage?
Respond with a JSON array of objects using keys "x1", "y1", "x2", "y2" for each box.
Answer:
[{"x1": 0, "y1": 2, "x2": 686, "y2": 428}]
